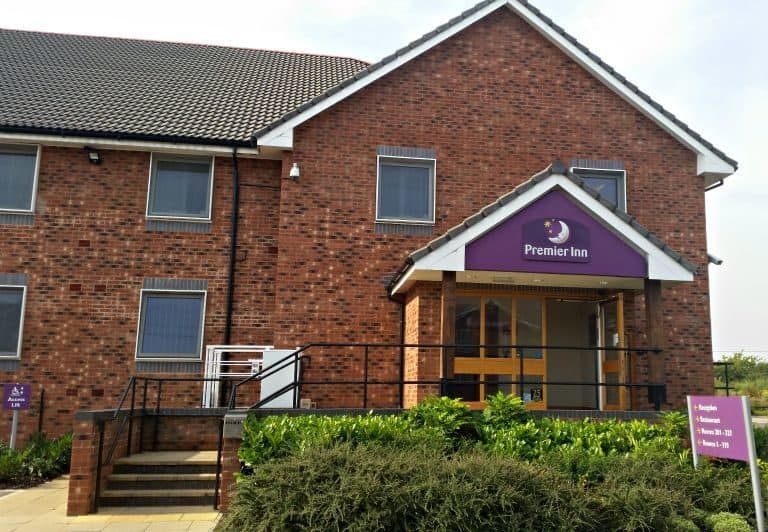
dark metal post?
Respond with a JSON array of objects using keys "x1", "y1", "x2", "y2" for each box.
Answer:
[
  {"x1": 363, "y1": 345, "x2": 369, "y2": 409},
  {"x1": 724, "y1": 363, "x2": 730, "y2": 396},
  {"x1": 213, "y1": 417, "x2": 224, "y2": 510},
  {"x1": 139, "y1": 380, "x2": 148, "y2": 453},
  {"x1": 94, "y1": 420, "x2": 105, "y2": 512},
  {"x1": 293, "y1": 351, "x2": 300, "y2": 408},
  {"x1": 37, "y1": 388, "x2": 45, "y2": 433},
  {"x1": 126, "y1": 378, "x2": 136, "y2": 457},
  {"x1": 519, "y1": 349, "x2": 525, "y2": 400}
]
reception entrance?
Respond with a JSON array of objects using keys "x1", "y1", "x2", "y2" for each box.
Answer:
[{"x1": 448, "y1": 291, "x2": 626, "y2": 411}]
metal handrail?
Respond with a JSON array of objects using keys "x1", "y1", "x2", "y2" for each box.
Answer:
[
  {"x1": 228, "y1": 348, "x2": 310, "y2": 409},
  {"x1": 714, "y1": 361, "x2": 732, "y2": 396}
]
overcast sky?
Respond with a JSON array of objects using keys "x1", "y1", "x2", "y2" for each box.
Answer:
[{"x1": 3, "y1": 1, "x2": 766, "y2": 358}]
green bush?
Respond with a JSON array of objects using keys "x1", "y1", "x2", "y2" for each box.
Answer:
[
  {"x1": 482, "y1": 391, "x2": 529, "y2": 430},
  {"x1": 239, "y1": 413, "x2": 447, "y2": 468},
  {"x1": 404, "y1": 395, "x2": 478, "y2": 441},
  {"x1": 221, "y1": 443, "x2": 592, "y2": 532},
  {"x1": 0, "y1": 432, "x2": 72, "y2": 485},
  {"x1": 707, "y1": 512, "x2": 752, "y2": 532}
]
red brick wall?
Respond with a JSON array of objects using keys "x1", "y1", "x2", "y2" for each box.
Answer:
[
  {"x1": 0, "y1": 147, "x2": 281, "y2": 441},
  {"x1": 276, "y1": 7, "x2": 712, "y2": 408},
  {"x1": 3, "y1": 4, "x2": 716, "y2": 438}
]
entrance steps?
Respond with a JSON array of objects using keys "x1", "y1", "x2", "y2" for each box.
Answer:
[{"x1": 99, "y1": 451, "x2": 218, "y2": 507}]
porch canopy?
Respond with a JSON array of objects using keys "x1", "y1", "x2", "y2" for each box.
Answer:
[{"x1": 388, "y1": 161, "x2": 696, "y2": 295}]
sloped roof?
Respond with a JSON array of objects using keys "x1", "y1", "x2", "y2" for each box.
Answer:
[
  {"x1": 0, "y1": 29, "x2": 368, "y2": 145},
  {"x1": 387, "y1": 160, "x2": 697, "y2": 293}
]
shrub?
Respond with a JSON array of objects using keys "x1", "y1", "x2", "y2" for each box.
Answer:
[
  {"x1": 707, "y1": 512, "x2": 752, "y2": 532},
  {"x1": 0, "y1": 432, "x2": 71, "y2": 485},
  {"x1": 404, "y1": 395, "x2": 478, "y2": 442},
  {"x1": 482, "y1": 391, "x2": 529, "y2": 430},
  {"x1": 221, "y1": 443, "x2": 592, "y2": 532}
]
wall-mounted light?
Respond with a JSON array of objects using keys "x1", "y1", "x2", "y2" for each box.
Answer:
[
  {"x1": 288, "y1": 162, "x2": 300, "y2": 180},
  {"x1": 84, "y1": 146, "x2": 101, "y2": 165}
]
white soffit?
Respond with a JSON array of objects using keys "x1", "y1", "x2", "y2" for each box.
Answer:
[
  {"x1": 390, "y1": 174, "x2": 695, "y2": 295},
  {"x1": 255, "y1": 0, "x2": 735, "y2": 184}
]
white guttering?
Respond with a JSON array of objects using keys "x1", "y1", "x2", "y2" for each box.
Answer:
[{"x1": 0, "y1": 131, "x2": 261, "y2": 158}]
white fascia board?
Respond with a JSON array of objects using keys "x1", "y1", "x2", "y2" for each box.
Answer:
[
  {"x1": 255, "y1": 0, "x2": 509, "y2": 150},
  {"x1": 392, "y1": 174, "x2": 693, "y2": 295},
  {"x1": 0, "y1": 131, "x2": 261, "y2": 157},
  {"x1": 506, "y1": 1, "x2": 735, "y2": 179}
]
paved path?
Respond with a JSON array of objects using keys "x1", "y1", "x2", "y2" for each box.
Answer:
[
  {"x1": 753, "y1": 416, "x2": 768, "y2": 428},
  {"x1": 0, "y1": 476, "x2": 221, "y2": 532}
]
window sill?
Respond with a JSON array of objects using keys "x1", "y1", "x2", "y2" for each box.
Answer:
[
  {"x1": 0, "y1": 212, "x2": 34, "y2": 226},
  {"x1": 375, "y1": 221, "x2": 435, "y2": 236},
  {"x1": 145, "y1": 218, "x2": 211, "y2": 234}
]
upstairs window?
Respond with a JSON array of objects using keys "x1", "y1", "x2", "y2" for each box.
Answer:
[
  {"x1": 0, "y1": 286, "x2": 26, "y2": 358},
  {"x1": 0, "y1": 144, "x2": 39, "y2": 213},
  {"x1": 376, "y1": 156, "x2": 436, "y2": 224},
  {"x1": 147, "y1": 154, "x2": 213, "y2": 220},
  {"x1": 571, "y1": 167, "x2": 626, "y2": 211},
  {"x1": 136, "y1": 291, "x2": 206, "y2": 360}
]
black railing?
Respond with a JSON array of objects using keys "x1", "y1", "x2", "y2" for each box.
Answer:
[
  {"x1": 714, "y1": 361, "x2": 732, "y2": 396},
  {"x1": 229, "y1": 343, "x2": 665, "y2": 412},
  {"x1": 99, "y1": 376, "x2": 232, "y2": 510}
]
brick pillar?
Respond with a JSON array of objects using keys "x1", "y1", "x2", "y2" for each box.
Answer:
[
  {"x1": 67, "y1": 418, "x2": 103, "y2": 516},
  {"x1": 218, "y1": 435, "x2": 241, "y2": 511},
  {"x1": 403, "y1": 282, "x2": 442, "y2": 407}
]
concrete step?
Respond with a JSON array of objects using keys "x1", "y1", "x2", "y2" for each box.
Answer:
[
  {"x1": 106, "y1": 473, "x2": 216, "y2": 491},
  {"x1": 100, "y1": 451, "x2": 220, "y2": 508},
  {"x1": 99, "y1": 489, "x2": 215, "y2": 507}
]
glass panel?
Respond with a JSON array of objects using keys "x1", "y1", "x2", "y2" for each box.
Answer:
[
  {"x1": 485, "y1": 297, "x2": 512, "y2": 358},
  {"x1": 149, "y1": 158, "x2": 211, "y2": 218},
  {"x1": 605, "y1": 373, "x2": 619, "y2": 405},
  {"x1": 581, "y1": 175, "x2": 619, "y2": 207},
  {"x1": 0, "y1": 288, "x2": 24, "y2": 355},
  {"x1": 455, "y1": 296, "x2": 481, "y2": 357},
  {"x1": 516, "y1": 374, "x2": 544, "y2": 404},
  {"x1": 602, "y1": 300, "x2": 619, "y2": 361},
  {"x1": 516, "y1": 298, "x2": 542, "y2": 359},
  {"x1": 377, "y1": 163, "x2": 433, "y2": 221},
  {"x1": 445, "y1": 374, "x2": 479, "y2": 402},
  {"x1": 138, "y1": 294, "x2": 204, "y2": 358},
  {"x1": 485, "y1": 374, "x2": 514, "y2": 398},
  {"x1": 0, "y1": 145, "x2": 37, "y2": 211}
]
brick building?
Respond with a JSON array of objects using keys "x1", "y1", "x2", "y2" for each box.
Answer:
[{"x1": 1, "y1": 0, "x2": 736, "y2": 447}]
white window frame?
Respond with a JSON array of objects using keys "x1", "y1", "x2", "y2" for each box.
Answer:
[
  {"x1": 570, "y1": 166, "x2": 627, "y2": 212},
  {"x1": 134, "y1": 288, "x2": 207, "y2": 362},
  {"x1": 0, "y1": 284, "x2": 27, "y2": 360},
  {"x1": 375, "y1": 155, "x2": 437, "y2": 225},
  {"x1": 145, "y1": 152, "x2": 215, "y2": 222},
  {"x1": 0, "y1": 144, "x2": 41, "y2": 214}
]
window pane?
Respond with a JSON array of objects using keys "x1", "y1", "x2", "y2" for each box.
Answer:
[
  {"x1": 485, "y1": 374, "x2": 514, "y2": 398},
  {"x1": 149, "y1": 159, "x2": 211, "y2": 217},
  {"x1": 138, "y1": 294, "x2": 203, "y2": 358},
  {"x1": 455, "y1": 296, "x2": 481, "y2": 357},
  {"x1": 516, "y1": 299, "x2": 542, "y2": 359},
  {"x1": 378, "y1": 163, "x2": 432, "y2": 221},
  {"x1": 581, "y1": 175, "x2": 619, "y2": 207},
  {"x1": 485, "y1": 297, "x2": 512, "y2": 358},
  {"x1": 0, "y1": 146, "x2": 36, "y2": 211},
  {"x1": 445, "y1": 373, "x2": 479, "y2": 402},
  {"x1": 0, "y1": 288, "x2": 24, "y2": 356}
]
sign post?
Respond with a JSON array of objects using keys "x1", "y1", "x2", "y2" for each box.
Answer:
[
  {"x1": 688, "y1": 395, "x2": 765, "y2": 532},
  {"x1": 3, "y1": 383, "x2": 31, "y2": 450}
]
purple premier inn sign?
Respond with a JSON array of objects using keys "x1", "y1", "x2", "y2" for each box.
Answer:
[
  {"x1": 465, "y1": 189, "x2": 647, "y2": 277},
  {"x1": 3, "y1": 383, "x2": 31, "y2": 410}
]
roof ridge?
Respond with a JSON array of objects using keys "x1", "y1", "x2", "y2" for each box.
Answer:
[{"x1": 0, "y1": 27, "x2": 370, "y2": 65}]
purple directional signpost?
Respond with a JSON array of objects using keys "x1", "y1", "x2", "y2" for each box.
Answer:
[
  {"x1": 688, "y1": 395, "x2": 765, "y2": 532},
  {"x1": 3, "y1": 383, "x2": 31, "y2": 450}
]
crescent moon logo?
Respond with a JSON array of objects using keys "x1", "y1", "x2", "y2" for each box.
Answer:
[{"x1": 547, "y1": 219, "x2": 570, "y2": 244}]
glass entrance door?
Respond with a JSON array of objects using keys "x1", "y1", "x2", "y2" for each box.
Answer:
[
  {"x1": 451, "y1": 294, "x2": 545, "y2": 409},
  {"x1": 598, "y1": 296, "x2": 626, "y2": 410}
]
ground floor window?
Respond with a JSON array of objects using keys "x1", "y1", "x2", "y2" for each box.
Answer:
[
  {"x1": 136, "y1": 290, "x2": 206, "y2": 360},
  {"x1": 0, "y1": 285, "x2": 25, "y2": 358}
]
